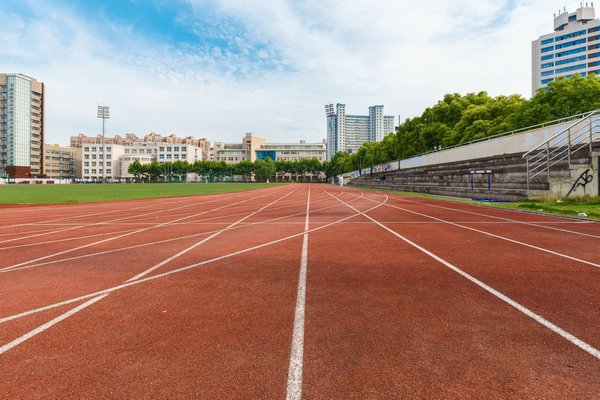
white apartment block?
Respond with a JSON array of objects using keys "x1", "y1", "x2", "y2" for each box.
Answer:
[
  {"x1": 532, "y1": 4, "x2": 600, "y2": 94},
  {"x1": 325, "y1": 103, "x2": 394, "y2": 160},
  {"x1": 80, "y1": 141, "x2": 203, "y2": 181}
]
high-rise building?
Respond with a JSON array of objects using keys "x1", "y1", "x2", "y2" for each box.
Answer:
[
  {"x1": 0, "y1": 73, "x2": 45, "y2": 177},
  {"x1": 325, "y1": 103, "x2": 394, "y2": 160},
  {"x1": 532, "y1": 5, "x2": 600, "y2": 95}
]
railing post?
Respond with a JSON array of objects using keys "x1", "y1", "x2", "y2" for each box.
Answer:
[
  {"x1": 567, "y1": 128, "x2": 571, "y2": 168},
  {"x1": 590, "y1": 116, "x2": 594, "y2": 153},
  {"x1": 526, "y1": 157, "x2": 530, "y2": 192},
  {"x1": 546, "y1": 142, "x2": 550, "y2": 180}
]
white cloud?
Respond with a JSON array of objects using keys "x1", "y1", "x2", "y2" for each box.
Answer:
[{"x1": 2, "y1": 0, "x2": 586, "y2": 146}]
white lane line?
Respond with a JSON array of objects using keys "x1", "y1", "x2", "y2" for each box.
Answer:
[
  {"x1": 363, "y1": 197, "x2": 600, "y2": 269},
  {"x1": 0, "y1": 187, "x2": 281, "y2": 271},
  {"x1": 0, "y1": 189, "x2": 321, "y2": 251},
  {"x1": 0, "y1": 190, "x2": 385, "y2": 325},
  {"x1": 0, "y1": 188, "x2": 266, "y2": 243},
  {"x1": 0, "y1": 197, "x2": 210, "y2": 246},
  {"x1": 0, "y1": 189, "x2": 362, "y2": 275},
  {"x1": 0, "y1": 186, "x2": 299, "y2": 355},
  {"x1": 0, "y1": 294, "x2": 109, "y2": 356},
  {"x1": 286, "y1": 186, "x2": 310, "y2": 400},
  {"x1": 399, "y1": 197, "x2": 600, "y2": 239},
  {"x1": 125, "y1": 185, "x2": 301, "y2": 282},
  {"x1": 328, "y1": 190, "x2": 600, "y2": 361},
  {"x1": 0, "y1": 194, "x2": 198, "y2": 230}
]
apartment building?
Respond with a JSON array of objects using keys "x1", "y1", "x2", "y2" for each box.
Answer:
[
  {"x1": 532, "y1": 5, "x2": 600, "y2": 94},
  {"x1": 0, "y1": 73, "x2": 44, "y2": 177},
  {"x1": 80, "y1": 141, "x2": 204, "y2": 181},
  {"x1": 71, "y1": 132, "x2": 210, "y2": 160},
  {"x1": 325, "y1": 103, "x2": 394, "y2": 160},
  {"x1": 43, "y1": 144, "x2": 79, "y2": 178}
]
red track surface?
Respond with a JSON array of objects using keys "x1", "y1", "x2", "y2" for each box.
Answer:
[{"x1": 1, "y1": 184, "x2": 599, "y2": 398}]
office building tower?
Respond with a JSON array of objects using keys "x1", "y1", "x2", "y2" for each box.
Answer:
[
  {"x1": 325, "y1": 103, "x2": 394, "y2": 160},
  {"x1": 532, "y1": 4, "x2": 600, "y2": 94},
  {"x1": 0, "y1": 73, "x2": 44, "y2": 177}
]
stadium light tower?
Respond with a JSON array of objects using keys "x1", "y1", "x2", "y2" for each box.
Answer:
[{"x1": 97, "y1": 105, "x2": 110, "y2": 183}]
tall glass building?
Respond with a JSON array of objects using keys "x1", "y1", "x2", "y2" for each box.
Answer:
[
  {"x1": 325, "y1": 103, "x2": 394, "y2": 161},
  {"x1": 0, "y1": 73, "x2": 45, "y2": 177},
  {"x1": 532, "y1": 5, "x2": 600, "y2": 95}
]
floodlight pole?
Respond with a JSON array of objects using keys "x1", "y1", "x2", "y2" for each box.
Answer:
[{"x1": 97, "y1": 105, "x2": 110, "y2": 183}]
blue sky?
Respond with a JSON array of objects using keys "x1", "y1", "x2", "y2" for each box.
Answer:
[{"x1": 1, "y1": 0, "x2": 574, "y2": 145}]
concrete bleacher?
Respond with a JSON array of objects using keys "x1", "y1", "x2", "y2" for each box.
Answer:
[{"x1": 351, "y1": 146, "x2": 596, "y2": 201}]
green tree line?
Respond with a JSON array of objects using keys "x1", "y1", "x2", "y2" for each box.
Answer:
[
  {"x1": 127, "y1": 157, "x2": 324, "y2": 183},
  {"x1": 325, "y1": 74, "x2": 600, "y2": 178}
]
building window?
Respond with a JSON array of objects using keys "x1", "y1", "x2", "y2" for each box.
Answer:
[
  {"x1": 554, "y1": 38, "x2": 586, "y2": 50},
  {"x1": 174, "y1": 147, "x2": 179, "y2": 151},
  {"x1": 555, "y1": 29, "x2": 586, "y2": 42},
  {"x1": 555, "y1": 55, "x2": 586, "y2": 66},
  {"x1": 91, "y1": 147, "x2": 96, "y2": 152},
  {"x1": 556, "y1": 46, "x2": 586, "y2": 57},
  {"x1": 541, "y1": 46, "x2": 554, "y2": 53},
  {"x1": 107, "y1": 161, "x2": 112, "y2": 166},
  {"x1": 541, "y1": 62, "x2": 554, "y2": 68},
  {"x1": 84, "y1": 169, "x2": 89, "y2": 174},
  {"x1": 166, "y1": 147, "x2": 172, "y2": 151},
  {"x1": 159, "y1": 154, "x2": 164, "y2": 159},
  {"x1": 167, "y1": 154, "x2": 171, "y2": 159},
  {"x1": 159, "y1": 147, "x2": 164, "y2": 151},
  {"x1": 555, "y1": 63, "x2": 586, "y2": 74},
  {"x1": 84, "y1": 147, "x2": 89, "y2": 152},
  {"x1": 91, "y1": 161, "x2": 96, "y2": 166}
]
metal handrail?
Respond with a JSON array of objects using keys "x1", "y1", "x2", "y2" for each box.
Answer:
[
  {"x1": 521, "y1": 109, "x2": 599, "y2": 158},
  {"x1": 524, "y1": 110, "x2": 600, "y2": 186}
]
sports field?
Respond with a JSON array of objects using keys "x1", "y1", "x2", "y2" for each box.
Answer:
[{"x1": 1, "y1": 184, "x2": 599, "y2": 398}]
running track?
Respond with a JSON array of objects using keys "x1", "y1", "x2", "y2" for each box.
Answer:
[{"x1": 1, "y1": 184, "x2": 599, "y2": 398}]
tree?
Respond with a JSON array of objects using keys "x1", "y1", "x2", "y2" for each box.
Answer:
[
  {"x1": 127, "y1": 160, "x2": 144, "y2": 182},
  {"x1": 254, "y1": 157, "x2": 276, "y2": 182}
]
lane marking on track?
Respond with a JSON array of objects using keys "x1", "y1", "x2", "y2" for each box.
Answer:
[
  {"x1": 398, "y1": 197, "x2": 600, "y2": 239},
  {"x1": 125, "y1": 185, "x2": 301, "y2": 282},
  {"x1": 0, "y1": 294, "x2": 109, "y2": 356},
  {"x1": 0, "y1": 195, "x2": 225, "y2": 246},
  {"x1": 286, "y1": 186, "x2": 310, "y2": 400},
  {"x1": 0, "y1": 188, "x2": 330, "y2": 251},
  {"x1": 0, "y1": 186, "x2": 303, "y2": 356},
  {"x1": 0, "y1": 188, "x2": 386, "y2": 325},
  {"x1": 0, "y1": 187, "x2": 280, "y2": 243},
  {"x1": 0, "y1": 189, "x2": 360, "y2": 275},
  {"x1": 327, "y1": 189, "x2": 600, "y2": 361},
  {"x1": 362, "y1": 197, "x2": 600, "y2": 268},
  {"x1": 0, "y1": 194, "x2": 200, "y2": 230},
  {"x1": 0, "y1": 187, "x2": 284, "y2": 271},
  {"x1": 0, "y1": 228, "x2": 142, "y2": 251}
]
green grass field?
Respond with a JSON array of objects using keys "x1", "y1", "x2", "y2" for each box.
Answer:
[{"x1": 0, "y1": 183, "x2": 287, "y2": 204}]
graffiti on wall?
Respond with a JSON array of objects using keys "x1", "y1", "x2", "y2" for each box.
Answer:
[{"x1": 566, "y1": 169, "x2": 594, "y2": 197}]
